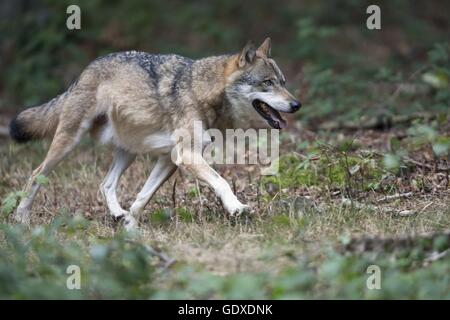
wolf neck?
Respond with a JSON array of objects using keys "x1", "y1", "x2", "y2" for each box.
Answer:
[{"x1": 190, "y1": 54, "x2": 238, "y2": 128}]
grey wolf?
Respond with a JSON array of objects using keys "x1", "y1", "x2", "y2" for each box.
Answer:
[{"x1": 9, "y1": 38, "x2": 301, "y2": 231}]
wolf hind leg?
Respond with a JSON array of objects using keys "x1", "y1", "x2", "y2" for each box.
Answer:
[
  {"x1": 124, "y1": 155, "x2": 177, "y2": 231},
  {"x1": 13, "y1": 118, "x2": 90, "y2": 224},
  {"x1": 100, "y1": 148, "x2": 135, "y2": 219}
]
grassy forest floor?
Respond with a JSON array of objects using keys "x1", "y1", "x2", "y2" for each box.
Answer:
[{"x1": 1, "y1": 113, "x2": 449, "y2": 299}]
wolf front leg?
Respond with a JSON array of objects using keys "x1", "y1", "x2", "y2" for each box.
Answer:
[{"x1": 180, "y1": 151, "x2": 249, "y2": 216}]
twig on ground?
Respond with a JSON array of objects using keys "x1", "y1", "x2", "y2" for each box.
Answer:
[
  {"x1": 424, "y1": 249, "x2": 449, "y2": 266},
  {"x1": 377, "y1": 192, "x2": 413, "y2": 202},
  {"x1": 318, "y1": 113, "x2": 436, "y2": 131},
  {"x1": 172, "y1": 177, "x2": 177, "y2": 208},
  {"x1": 143, "y1": 244, "x2": 177, "y2": 270},
  {"x1": 195, "y1": 179, "x2": 204, "y2": 217},
  {"x1": 341, "y1": 197, "x2": 417, "y2": 216},
  {"x1": 404, "y1": 157, "x2": 450, "y2": 172},
  {"x1": 126, "y1": 240, "x2": 176, "y2": 269},
  {"x1": 341, "y1": 230, "x2": 450, "y2": 253},
  {"x1": 419, "y1": 201, "x2": 434, "y2": 213},
  {"x1": 397, "y1": 210, "x2": 416, "y2": 217}
]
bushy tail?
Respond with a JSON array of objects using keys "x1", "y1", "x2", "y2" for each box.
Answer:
[{"x1": 9, "y1": 90, "x2": 71, "y2": 143}]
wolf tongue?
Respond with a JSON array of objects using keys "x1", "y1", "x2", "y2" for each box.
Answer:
[
  {"x1": 267, "y1": 108, "x2": 287, "y2": 129},
  {"x1": 277, "y1": 118, "x2": 287, "y2": 129}
]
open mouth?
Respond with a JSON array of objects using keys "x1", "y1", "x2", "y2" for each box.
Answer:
[{"x1": 252, "y1": 99, "x2": 287, "y2": 129}]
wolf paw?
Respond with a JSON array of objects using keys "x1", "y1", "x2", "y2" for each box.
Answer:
[
  {"x1": 129, "y1": 206, "x2": 144, "y2": 218},
  {"x1": 110, "y1": 209, "x2": 128, "y2": 221},
  {"x1": 225, "y1": 200, "x2": 251, "y2": 217},
  {"x1": 123, "y1": 215, "x2": 138, "y2": 233}
]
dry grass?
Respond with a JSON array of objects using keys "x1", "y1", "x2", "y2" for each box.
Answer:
[{"x1": 1, "y1": 125, "x2": 449, "y2": 278}]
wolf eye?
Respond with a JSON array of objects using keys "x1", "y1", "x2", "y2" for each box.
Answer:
[{"x1": 263, "y1": 79, "x2": 274, "y2": 86}]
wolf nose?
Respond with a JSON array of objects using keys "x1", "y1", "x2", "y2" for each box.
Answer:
[{"x1": 290, "y1": 101, "x2": 302, "y2": 112}]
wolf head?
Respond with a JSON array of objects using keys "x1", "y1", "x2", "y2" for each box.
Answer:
[{"x1": 225, "y1": 38, "x2": 301, "y2": 129}]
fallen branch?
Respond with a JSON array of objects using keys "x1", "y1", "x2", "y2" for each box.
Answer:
[
  {"x1": 126, "y1": 240, "x2": 176, "y2": 269},
  {"x1": 143, "y1": 244, "x2": 177, "y2": 269},
  {"x1": 318, "y1": 112, "x2": 436, "y2": 131},
  {"x1": 172, "y1": 177, "x2": 177, "y2": 208},
  {"x1": 341, "y1": 197, "x2": 416, "y2": 216},
  {"x1": 403, "y1": 157, "x2": 450, "y2": 172},
  {"x1": 424, "y1": 249, "x2": 449, "y2": 266},
  {"x1": 377, "y1": 192, "x2": 413, "y2": 202},
  {"x1": 341, "y1": 230, "x2": 450, "y2": 253}
]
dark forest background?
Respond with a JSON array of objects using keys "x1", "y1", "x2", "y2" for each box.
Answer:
[{"x1": 1, "y1": 0, "x2": 449, "y2": 126}]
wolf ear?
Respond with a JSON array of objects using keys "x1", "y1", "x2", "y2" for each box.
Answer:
[
  {"x1": 238, "y1": 41, "x2": 256, "y2": 68},
  {"x1": 256, "y1": 37, "x2": 271, "y2": 57}
]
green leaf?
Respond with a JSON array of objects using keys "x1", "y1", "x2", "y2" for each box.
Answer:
[
  {"x1": 35, "y1": 174, "x2": 50, "y2": 185},
  {"x1": 432, "y1": 137, "x2": 450, "y2": 156},
  {"x1": 389, "y1": 137, "x2": 401, "y2": 153},
  {"x1": 422, "y1": 71, "x2": 449, "y2": 89},
  {"x1": 433, "y1": 142, "x2": 449, "y2": 156},
  {"x1": 1, "y1": 192, "x2": 18, "y2": 215},
  {"x1": 383, "y1": 153, "x2": 400, "y2": 170}
]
